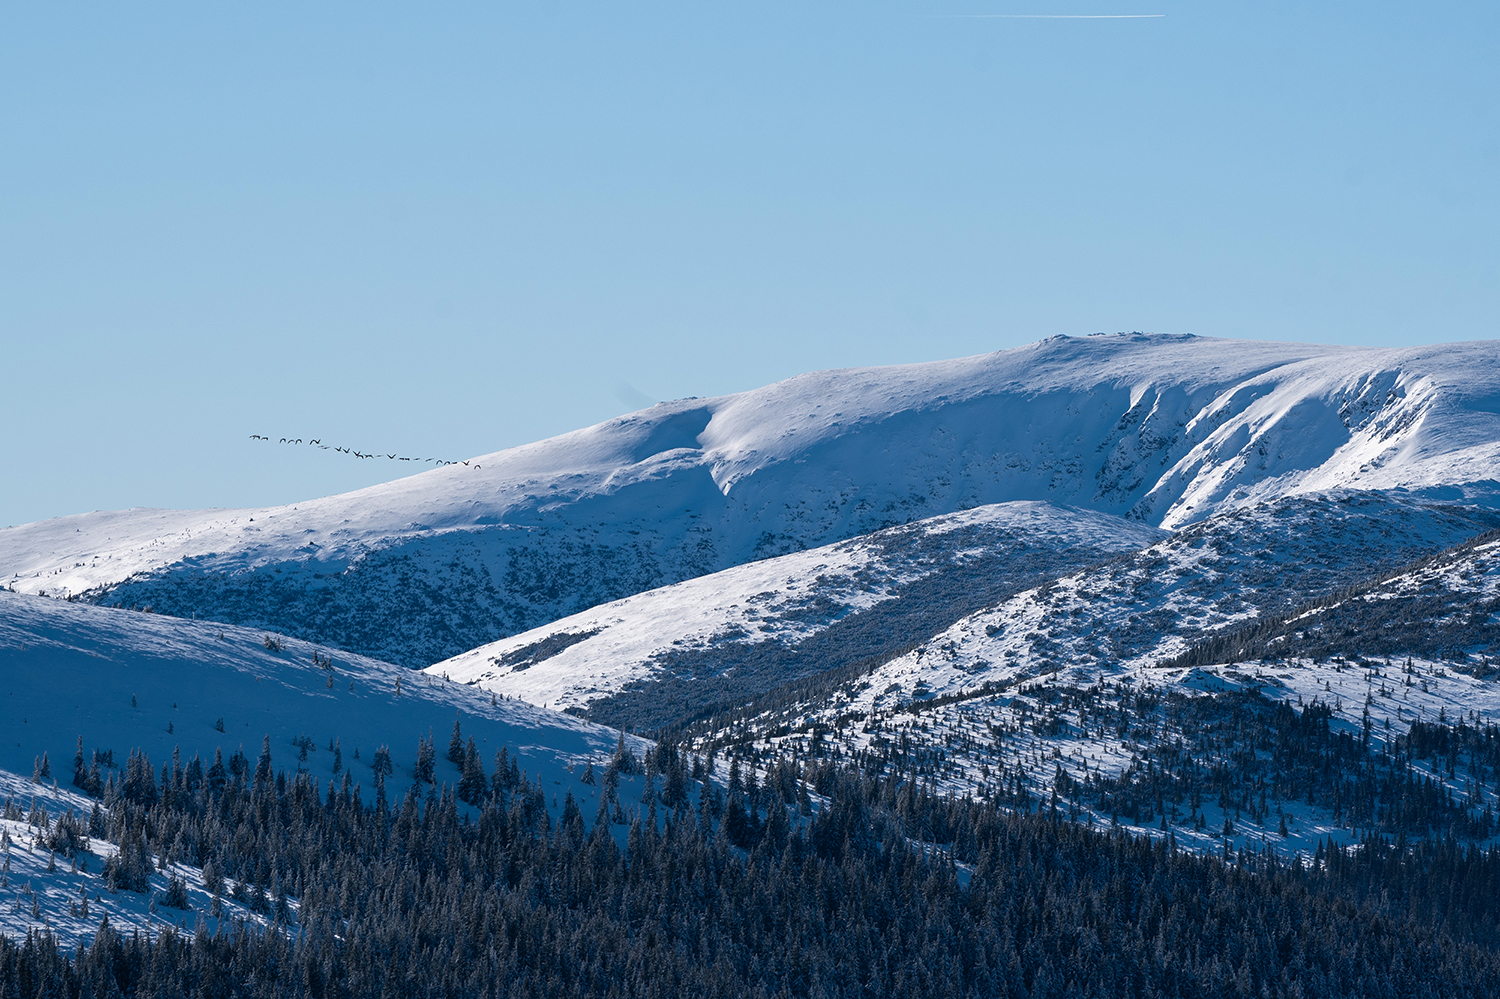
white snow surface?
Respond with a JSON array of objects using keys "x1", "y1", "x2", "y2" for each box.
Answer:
[
  {"x1": 429, "y1": 501, "x2": 1164, "y2": 713},
  {"x1": 6, "y1": 333, "x2": 1500, "y2": 667}
]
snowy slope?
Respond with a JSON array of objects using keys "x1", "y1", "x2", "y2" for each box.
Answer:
[
  {"x1": 429, "y1": 501, "x2": 1164, "y2": 724},
  {"x1": 1170, "y1": 526, "x2": 1500, "y2": 668},
  {"x1": 671, "y1": 494, "x2": 1500, "y2": 859},
  {"x1": 729, "y1": 652, "x2": 1500, "y2": 862},
  {"x1": 0, "y1": 592, "x2": 664, "y2": 947},
  {"x1": 0, "y1": 591, "x2": 644, "y2": 806},
  {"x1": 827, "y1": 493, "x2": 1500, "y2": 714},
  {"x1": 6, "y1": 333, "x2": 1500, "y2": 665}
]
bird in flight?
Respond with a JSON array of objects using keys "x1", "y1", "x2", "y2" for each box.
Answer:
[{"x1": 248, "y1": 434, "x2": 477, "y2": 468}]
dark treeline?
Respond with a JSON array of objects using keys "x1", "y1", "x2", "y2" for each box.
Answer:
[{"x1": 6, "y1": 730, "x2": 1500, "y2": 997}]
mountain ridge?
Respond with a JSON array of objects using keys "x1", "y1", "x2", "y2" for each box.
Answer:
[{"x1": 6, "y1": 333, "x2": 1500, "y2": 665}]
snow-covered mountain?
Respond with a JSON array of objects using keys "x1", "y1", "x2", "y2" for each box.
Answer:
[
  {"x1": 12, "y1": 332, "x2": 1500, "y2": 958},
  {"x1": 6, "y1": 329, "x2": 1500, "y2": 941},
  {"x1": 7, "y1": 333, "x2": 1500, "y2": 666},
  {"x1": 619, "y1": 491, "x2": 1500, "y2": 859},
  {"x1": 615, "y1": 501, "x2": 1500, "y2": 862},
  {"x1": 430, "y1": 501, "x2": 1164, "y2": 727}
]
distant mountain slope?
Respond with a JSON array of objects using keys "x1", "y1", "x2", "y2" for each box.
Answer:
[
  {"x1": 824, "y1": 493, "x2": 1500, "y2": 715},
  {"x1": 6, "y1": 333, "x2": 1500, "y2": 665},
  {"x1": 429, "y1": 502, "x2": 1165, "y2": 728},
  {"x1": 1170, "y1": 527, "x2": 1500, "y2": 669},
  {"x1": 668, "y1": 499, "x2": 1500, "y2": 859},
  {"x1": 706, "y1": 646, "x2": 1500, "y2": 862}
]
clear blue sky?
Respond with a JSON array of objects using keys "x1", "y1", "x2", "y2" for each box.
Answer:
[{"x1": 2, "y1": 1, "x2": 1496, "y2": 527}]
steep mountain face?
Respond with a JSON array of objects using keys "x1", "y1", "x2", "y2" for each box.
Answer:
[
  {"x1": 429, "y1": 501, "x2": 1166, "y2": 728},
  {"x1": 6, "y1": 333, "x2": 1500, "y2": 665}
]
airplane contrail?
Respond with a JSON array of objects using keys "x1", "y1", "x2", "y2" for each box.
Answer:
[{"x1": 937, "y1": 13, "x2": 1165, "y2": 18}]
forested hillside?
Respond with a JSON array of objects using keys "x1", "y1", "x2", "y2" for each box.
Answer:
[{"x1": 5, "y1": 728, "x2": 1500, "y2": 998}]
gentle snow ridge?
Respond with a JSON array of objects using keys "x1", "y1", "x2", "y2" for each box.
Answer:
[{"x1": 0, "y1": 591, "x2": 639, "y2": 804}]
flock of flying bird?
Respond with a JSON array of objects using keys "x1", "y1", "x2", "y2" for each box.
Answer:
[{"x1": 248, "y1": 435, "x2": 481, "y2": 469}]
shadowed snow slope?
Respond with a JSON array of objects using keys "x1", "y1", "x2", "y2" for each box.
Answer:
[
  {"x1": 429, "y1": 502, "x2": 1164, "y2": 727},
  {"x1": 6, "y1": 333, "x2": 1500, "y2": 665},
  {"x1": 0, "y1": 591, "x2": 636, "y2": 808},
  {"x1": 0, "y1": 592, "x2": 654, "y2": 948}
]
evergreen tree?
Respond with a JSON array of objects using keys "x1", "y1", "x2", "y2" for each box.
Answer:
[
  {"x1": 253, "y1": 736, "x2": 274, "y2": 797},
  {"x1": 371, "y1": 745, "x2": 393, "y2": 781},
  {"x1": 207, "y1": 747, "x2": 228, "y2": 795},
  {"x1": 71, "y1": 737, "x2": 86, "y2": 791},
  {"x1": 457, "y1": 737, "x2": 486, "y2": 804},
  {"x1": 414, "y1": 734, "x2": 435, "y2": 784},
  {"x1": 447, "y1": 716, "x2": 464, "y2": 765}
]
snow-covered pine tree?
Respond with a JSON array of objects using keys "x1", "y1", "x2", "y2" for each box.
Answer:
[
  {"x1": 253, "y1": 736, "x2": 274, "y2": 798},
  {"x1": 372, "y1": 745, "x2": 393, "y2": 781},
  {"x1": 207, "y1": 748, "x2": 228, "y2": 795}
]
